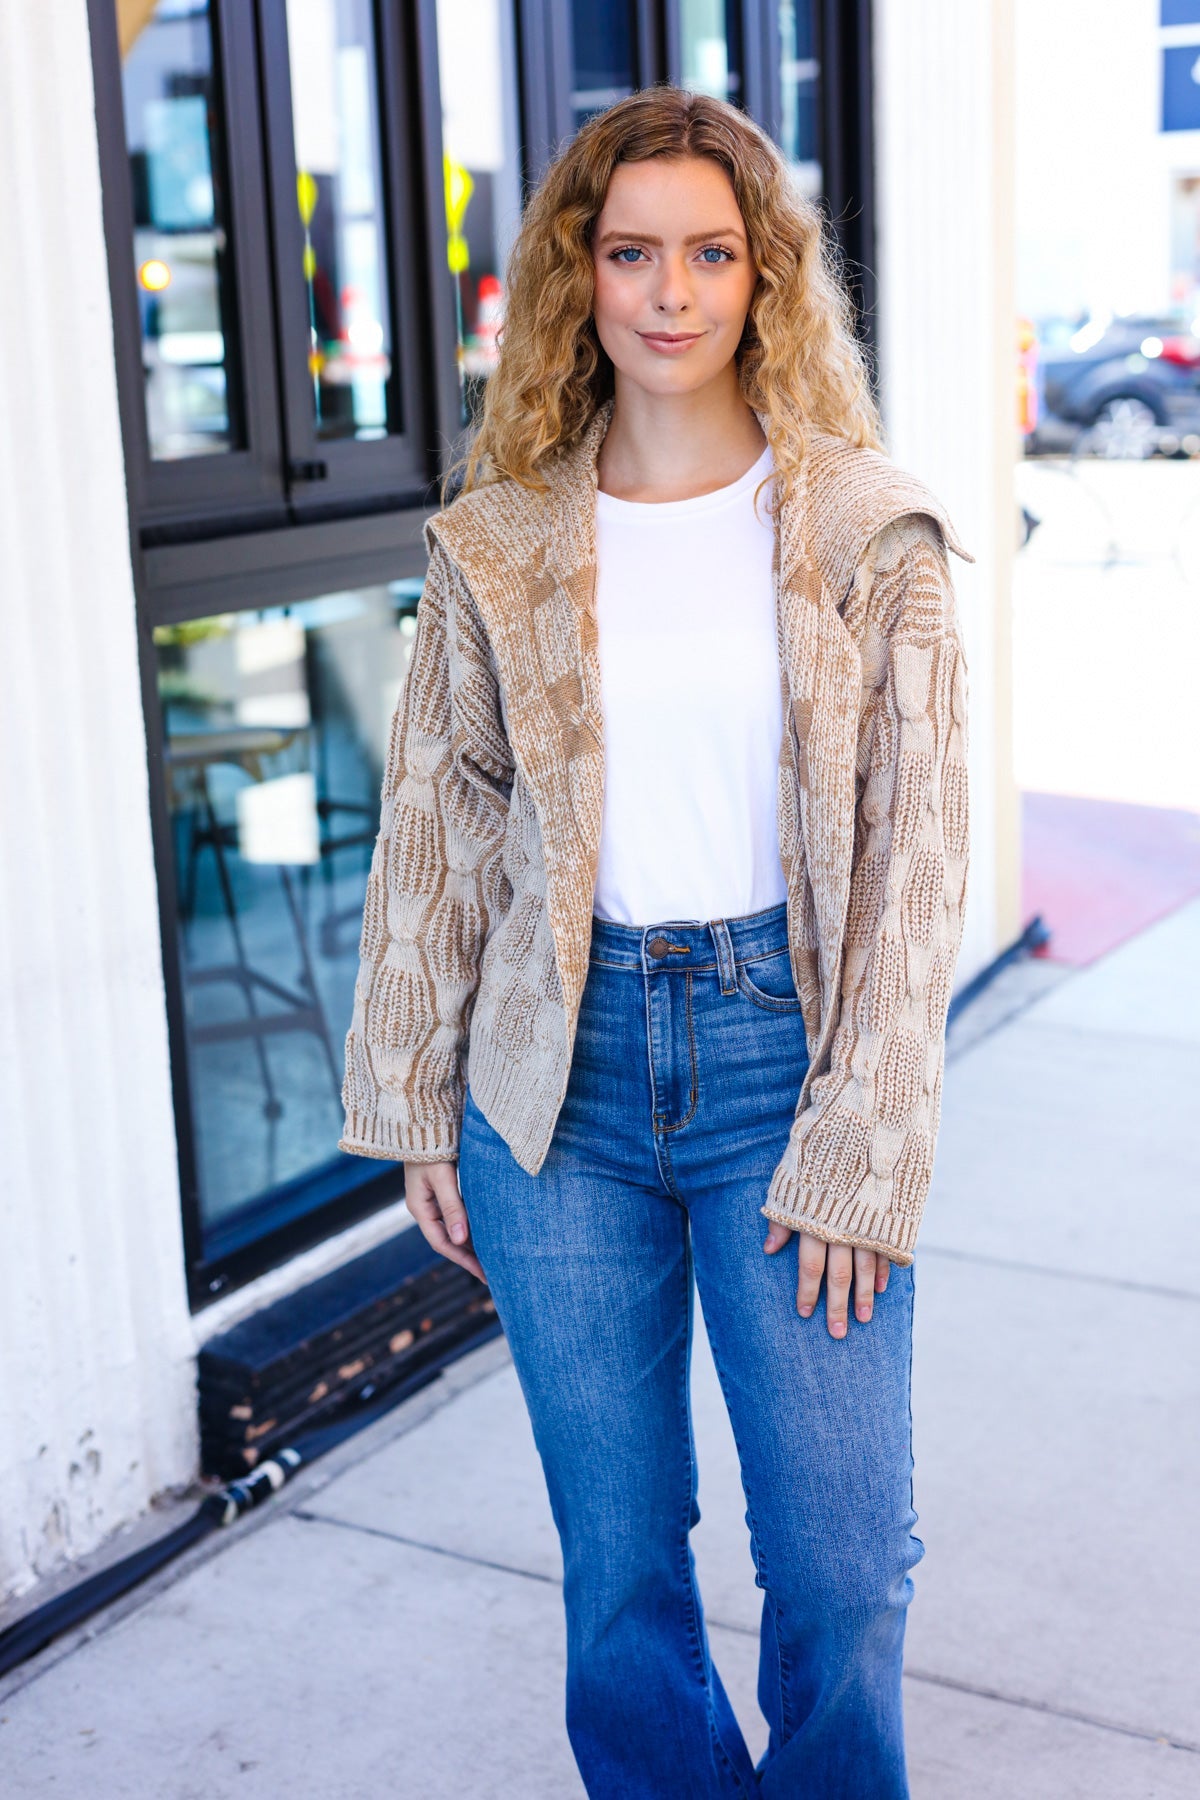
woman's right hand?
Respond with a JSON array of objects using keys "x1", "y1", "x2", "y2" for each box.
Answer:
[{"x1": 403, "y1": 1160, "x2": 487, "y2": 1283}]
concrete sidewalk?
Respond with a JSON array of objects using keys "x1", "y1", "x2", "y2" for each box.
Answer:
[{"x1": 2, "y1": 904, "x2": 1198, "y2": 1797}]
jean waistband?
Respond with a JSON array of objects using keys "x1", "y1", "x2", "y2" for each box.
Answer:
[{"x1": 588, "y1": 899, "x2": 790, "y2": 975}]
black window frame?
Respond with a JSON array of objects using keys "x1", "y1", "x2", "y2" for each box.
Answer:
[
  {"x1": 88, "y1": 0, "x2": 874, "y2": 1310},
  {"x1": 92, "y1": 0, "x2": 462, "y2": 544},
  {"x1": 812, "y1": 0, "x2": 877, "y2": 376},
  {"x1": 135, "y1": 511, "x2": 435, "y2": 1311},
  {"x1": 255, "y1": 0, "x2": 442, "y2": 518},
  {"x1": 89, "y1": 0, "x2": 463, "y2": 1310},
  {"x1": 93, "y1": 0, "x2": 287, "y2": 535}
]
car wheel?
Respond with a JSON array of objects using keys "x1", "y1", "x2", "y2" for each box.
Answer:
[{"x1": 1076, "y1": 395, "x2": 1161, "y2": 460}]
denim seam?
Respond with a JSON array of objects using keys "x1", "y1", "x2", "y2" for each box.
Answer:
[
  {"x1": 653, "y1": 1128, "x2": 684, "y2": 1201},
  {"x1": 675, "y1": 1235, "x2": 758, "y2": 1800},
  {"x1": 735, "y1": 946, "x2": 792, "y2": 969},
  {"x1": 590, "y1": 955, "x2": 720, "y2": 972},
  {"x1": 644, "y1": 971, "x2": 682, "y2": 1200},
  {"x1": 660, "y1": 970, "x2": 700, "y2": 1134},
  {"x1": 735, "y1": 964, "x2": 806, "y2": 1014},
  {"x1": 710, "y1": 918, "x2": 737, "y2": 994},
  {"x1": 906, "y1": 1262, "x2": 921, "y2": 1545},
  {"x1": 712, "y1": 898, "x2": 791, "y2": 927},
  {"x1": 702, "y1": 1323, "x2": 798, "y2": 1747}
]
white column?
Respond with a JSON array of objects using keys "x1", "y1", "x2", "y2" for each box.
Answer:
[
  {"x1": 0, "y1": 0, "x2": 198, "y2": 1603},
  {"x1": 874, "y1": 0, "x2": 1021, "y2": 976}
]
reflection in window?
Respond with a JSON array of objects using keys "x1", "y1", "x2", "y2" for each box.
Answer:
[
  {"x1": 435, "y1": 0, "x2": 523, "y2": 425},
  {"x1": 285, "y1": 0, "x2": 394, "y2": 440},
  {"x1": 780, "y1": 0, "x2": 822, "y2": 199},
  {"x1": 570, "y1": 0, "x2": 639, "y2": 131},
  {"x1": 117, "y1": 0, "x2": 240, "y2": 459},
  {"x1": 154, "y1": 582, "x2": 422, "y2": 1258},
  {"x1": 679, "y1": 0, "x2": 743, "y2": 106}
]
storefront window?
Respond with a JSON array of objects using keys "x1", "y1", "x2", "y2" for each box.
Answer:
[
  {"x1": 571, "y1": 0, "x2": 639, "y2": 130},
  {"x1": 154, "y1": 581, "x2": 422, "y2": 1261},
  {"x1": 679, "y1": 0, "x2": 743, "y2": 106},
  {"x1": 435, "y1": 0, "x2": 523, "y2": 424},
  {"x1": 779, "y1": 0, "x2": 822, "y2": 198},
  {"x1": 117, "y1": 0, "x2": 241, "y2": 459},
  {"x1": 284, "y1": 0, "x2": 395, "y2": 441}
]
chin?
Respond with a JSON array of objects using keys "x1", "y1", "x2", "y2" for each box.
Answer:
[{"x1": 615, "y1": 359, "x2": 725, "y2": 397}]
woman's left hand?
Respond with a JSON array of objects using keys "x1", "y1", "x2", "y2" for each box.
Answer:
[{"x1": 762, "y1": 1224, "x2": 891, "y2": 1338}]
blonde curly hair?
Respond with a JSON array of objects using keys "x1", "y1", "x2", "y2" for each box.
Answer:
[{"x1": 446, "y1": 84, "x2": 884, "y2": 511}]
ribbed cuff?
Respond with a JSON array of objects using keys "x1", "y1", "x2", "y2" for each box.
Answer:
[
  {"x1": 759, "y1": 1202, "x2": 915, "y2": 1267},
  {"x1": 339, "y1": 1109, "x2": 460, "y2": 1165},
  {"x1": 761, "y1": 1155, "x2": 920, "y2": 1265}
]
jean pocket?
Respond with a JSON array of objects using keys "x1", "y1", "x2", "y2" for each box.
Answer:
[{"x1": 736, "y1": 948, "x2": 804, "y2": 1012}]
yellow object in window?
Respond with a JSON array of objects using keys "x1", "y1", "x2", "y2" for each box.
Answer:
[{"x1": 444, "y1": 153, "x2": 474, "y2": 272}]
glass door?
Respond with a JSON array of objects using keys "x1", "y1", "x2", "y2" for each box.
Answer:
[
  {"x1": 106, "y1": 0, "x2": 284, "y2": 531},
  {"x1": 259, "y1": 0, "x2": 433, "y2": 513},
  {"x1": 676, "y1": 0, "x2": 744, "y2": 105},
  {"x1": 434, "y1": 0, "x2": 524, "y2": 428}
]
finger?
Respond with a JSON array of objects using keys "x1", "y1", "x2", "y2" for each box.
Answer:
[
  {"x1": 825, "y1": 1244, "x2": 853, "y2": 1338},
  {"x1": 796, "y1": 1233, "x2": 826, "y2": 1317},
  {"x1": 854, "y1": 1247, "x2": 876, "y2": 1322},
  {"x1": 428, "y1": 1170, "x2": 488, "y2": 1281},
  {"x1": 435, "y1": 1200, "x2": 488, "y2": 1281},
  {"x1": 413, "y1": 1163, "x2": 468, "y2": 1241},
  {"x1": 447, "y1": 1245, "x2": 488, "y2": 1283},
  {"x1": 434, "y1": 1180, "x2": 472, "y2": 1247},
  {"x1": 404, "y1": 1171, "x2": 487, "y2": 1283},
  {"x1": 415, "y1": 1208, "x2": 487, "y2": 1283},
  {"x1": 875, "y1": 1256, "x2": 891, "y2": 1293},
  {"x1": 763, "y1": 1222, "x2": 793, "y2": 1254}
]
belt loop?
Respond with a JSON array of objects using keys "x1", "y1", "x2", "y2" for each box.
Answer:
[{"x1": 710, "y1": 918, "x2": 737, "y2": 994}]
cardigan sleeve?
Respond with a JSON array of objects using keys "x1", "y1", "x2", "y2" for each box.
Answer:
[
  {"x1": 339, "y1": 536, "x2": 513, "y2": 1164},
  {"x1": 761, "y1": 512, "x2": 971, "y2": 1263}
]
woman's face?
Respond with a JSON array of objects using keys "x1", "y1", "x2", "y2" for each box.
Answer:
[{"x1": 590, "y1": 155, "x2": 759, "y2": 398}]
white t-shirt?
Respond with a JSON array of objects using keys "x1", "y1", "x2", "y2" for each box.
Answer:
[{"x1": 592, "y1": 440, "x2": 789, "y2": 926}]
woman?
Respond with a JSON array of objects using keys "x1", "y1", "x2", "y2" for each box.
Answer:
[{"x1": 340, "y1": 86, "x2": 972, "y2": 1799}]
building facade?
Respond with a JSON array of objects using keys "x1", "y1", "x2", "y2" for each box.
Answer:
[
  {"x1": 1017, "y1": 0, "x2": 1200, "y2": 323},
  {"x1": 0, "y1": 0, "x2": 1016, "y2": 1603}
]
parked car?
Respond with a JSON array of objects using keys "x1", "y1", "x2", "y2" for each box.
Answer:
[{"x1": 1030, "y1": 312, "x2": 1200, "y2": 458}]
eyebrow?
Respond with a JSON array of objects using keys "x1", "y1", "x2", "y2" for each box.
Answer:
[{"x1": 594, "y1": 227, "x2": 747, "y2": 248}]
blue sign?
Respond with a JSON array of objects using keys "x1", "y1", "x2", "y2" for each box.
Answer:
[
  {"x1": 1162, "y1": 1, "x2": 1200, "y2": 24},
  {"x1": 1163, "y1": 44, "x2": 1200, "y2": 130}
]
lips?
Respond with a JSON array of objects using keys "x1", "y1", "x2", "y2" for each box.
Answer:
[{"x1": 637, "y1": 331, "x2": 705, "y2": 352}]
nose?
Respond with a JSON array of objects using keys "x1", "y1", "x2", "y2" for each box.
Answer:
[{"x1": 653, "y1": 254, "x2": 693, "y2": 314}]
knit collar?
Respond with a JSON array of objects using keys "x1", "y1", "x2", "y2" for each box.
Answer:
[{"x1": 543, "y1": 393, "x2": 973, "y2": 608}]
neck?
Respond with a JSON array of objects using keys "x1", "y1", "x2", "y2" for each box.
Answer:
[{"x1": 596, "y1": 368, "x2": 766, "y2": 503}]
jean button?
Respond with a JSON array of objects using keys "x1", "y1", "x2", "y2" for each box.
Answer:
[{"x1": 647, "y1": 936, "x2": 669, "y2": 956}]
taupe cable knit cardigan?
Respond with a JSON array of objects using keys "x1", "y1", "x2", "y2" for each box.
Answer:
[{"x1": 340, "y1": 397, "x2": 974, "y2": 1264}]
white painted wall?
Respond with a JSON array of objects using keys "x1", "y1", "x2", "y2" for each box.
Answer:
[
  {"x1": 0, "y1": 0, "x2": 198, "y2": 1603},
  {"x1": 875, "y1": 0, "x2": 1020, "y2": 975}
]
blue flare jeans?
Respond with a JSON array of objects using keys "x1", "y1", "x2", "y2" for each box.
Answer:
[{"x1": 457, "y1": 899, "x2": 922, "y2": 1798}]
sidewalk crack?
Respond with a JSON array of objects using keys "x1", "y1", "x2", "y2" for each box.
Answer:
[
  {"x1": 703, "y1": 1613, "x2": 1198, "y2": 1754},
  {"x1": 902, "y1": 1664, "x2": 1200, "y2": 1756},
  {"x1": 917, "y1": 1241, "x2": 1199, "y2": 1305},
  {"x1": 291, "y1": 1508, "x2": 561, "y2": 1588}
]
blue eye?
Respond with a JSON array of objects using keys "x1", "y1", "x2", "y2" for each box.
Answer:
[{"x1": 607, "y1": 243, "x2": 734, "y2": 265}]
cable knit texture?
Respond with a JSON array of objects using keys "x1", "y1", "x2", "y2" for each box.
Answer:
[{"x1": 340, "y1": 397, "x2": 974, "y2": 1263}]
